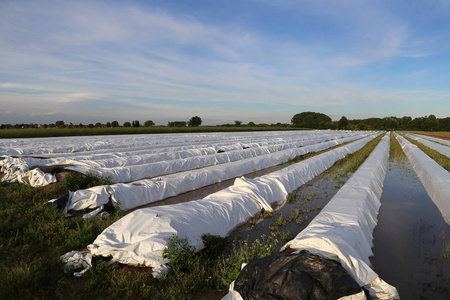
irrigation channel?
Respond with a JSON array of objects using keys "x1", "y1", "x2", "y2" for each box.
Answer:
[{"x1": 226, "y1": 134, "x2": 450, "y2": 299}]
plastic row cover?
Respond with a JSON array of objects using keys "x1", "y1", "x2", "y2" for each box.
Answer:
[
  {"x1": 409, "y1": 133, "x2": 450, "y2": 147},
  {"x1": 1, "y1": 130, "x2": 362, "y2": 156},
  {"x1": 65, "y1": 132, "x2": 371, "y2": 182},
  {"x1": 61, "y1": 134, "x2": 377, "y2": 277},
  {"x1": 57, "y1": 133, "x2": 352, "y2": 169},
  {"x1": 0, "y1": 157, "x2": 57, "y2": 187},
  {"x1": 58, "y1": 133, "x2": 373, "y2": 217},
  {"x1": 402, "y1": 133, "x2": 450, "y2": 158},
  {"x1": 275, "y1": 134, "x2": 399, "y2": 299},
  {"x1": 395, "y1": 133, "x2": 450, "y2": 225},
  {"x1": 1, "y1": 131, "x2": 367, "y2": 186}
]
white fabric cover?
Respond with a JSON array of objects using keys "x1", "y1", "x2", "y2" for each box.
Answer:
[
  {"x1": 280, "y1": 134, "x2": 399, "y2": 299},
  {"x1": 395, "y1": 133, "x2": 450, "y2": 225},
  {"x1": 17, "y1": 168, "x2": 57, "y2": 187},
  {"x1": 0, "y1": 130, "x2": 363, "y2": 156},
  {"x1": 1, "y1": 130, "x2": 369, "y2": 187},
  {"x1": 61, "y1": 134, "x2": 377, "y2": 276},
  {"x1": 62, "y1": 133, "x2": 373, "y2": 217},
  {"x1": 409, "y1": 133, "x2": 450, "y2": 147},
  {"x1": 0, "y1": 156, "x2": 56, "y2": 187},
  {"x1": 403, "y1": 132, "x2": 450, "y2": 158}
]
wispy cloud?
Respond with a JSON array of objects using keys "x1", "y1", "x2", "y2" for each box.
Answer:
[
  {"x1": 0, "y1": 0, "x2": 449, "y2": 124},
  {"x1": 30, "y1": 111, "x2": 58, "y2": 117}
]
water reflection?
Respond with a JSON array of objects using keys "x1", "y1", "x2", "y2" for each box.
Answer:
[{"x1": 371, "y1": 137, "x2": 450, "y2": 299}]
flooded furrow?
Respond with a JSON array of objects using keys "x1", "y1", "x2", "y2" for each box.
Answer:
[
  {"x1": 370, "y1": 136, "x2": 450, "y2": 299},
  {"x1": 227, "y1": 164, "x2": 350, "y2": 247}
]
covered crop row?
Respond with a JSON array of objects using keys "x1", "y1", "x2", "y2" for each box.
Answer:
[
  {"x1": 395, "y1": 133, "x2": 450, "y2": 225},
  {"x1": 57, "y1": 132, "x2": 374, "y2": 217},
  {"x1": 402, "y1": 132, "x2": 450, "y2": 158},
  {"x1": 0, "y1": 130, "x2": 359, "y2": 156},
  {"x1": 61, "y1": 134, "x2": 378, "y2": 277},
  {"x1": 1, "y1": 130, "x2": 367, "y2": 186},
  {"x1": 268, "y1": 133, "x2": 399, "y2": 299}
]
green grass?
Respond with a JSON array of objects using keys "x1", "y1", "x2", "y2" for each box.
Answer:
[
  {"x1": 0, "y1": 181, "x2": 124, "y2": 299},
  {"x1": 0, "y1": 177, "x2": 283, "y2": 299},
  {"x1": 0, "y1": 132, "x2": 386, "y2": 299},
  {"x1": 61, "y1": 172, "x2": 114, "y2": 191},
  {"x1": 329, "y1": 133, "x2": 384, "y2": 180},
  {"x1": 0, "y1": 126, "x2": 299, "y2": 139}
]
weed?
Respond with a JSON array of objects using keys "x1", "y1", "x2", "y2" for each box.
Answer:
[
  {"x1": 286, "y1": 191, "x2": 298, "y2": 203},
  {"x1": 261, "y1": 208, "x2": 274, "y2": 219},
  {"x1": 280, "y1": 231, "x2": 293, "y2": 242},
  {"x1": 163, "y1": 235, "x2": 198, "y2": 274},
  {"x1": 440, "y1": 231, "x2": 450, "y2": 259},
  {"x1": 276, "y1": 213, "x2": 287, "y2": 227},
  {"x1": 61, "y1": 171, "x2": 114, "y2": 191}
]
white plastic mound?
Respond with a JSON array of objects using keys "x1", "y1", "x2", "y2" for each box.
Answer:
[
  {"x1": 0, "y1": 157, "x2": 57, "y2": 187},
  {"x1": 64, "y1": 132, "x2": 369, "y2": 182},
  {"x1": 403, "y1": 132, "x2": 450, "y2": 158},
  {"x1": 0, "y1": 130, "x2": 358, "y2": 156},
  {"x1": 395, "y1": 133, "x2": 450, "y2": 225},
  {"x1": 60, "y1": 133, "x2": 373, "y2": 217},
  {"x1": 276, "y1": 134, "x2": 399, "y2": 299},
  {"x1": 1, "y1": 130, "x2": 367, "y2": 186},
  {"x1": 61, "y1": 134, "x2": 378, "y2": 277},
  {"x1": 409, "y1": 133, "x2": 450, "y2": 147}
]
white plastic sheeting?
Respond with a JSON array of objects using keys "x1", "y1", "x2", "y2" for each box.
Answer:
[
  {"x1": 62, "y1": 132, "x2": 370, "y2": 182},
  {"x1": 402, "y1": 132, "x2": 450, "y2": 158},
  {"x1": 60, "y1": 133, "x2": 373, "y2": 217},
  {"x1": 61, "y1": 134, "x2": 378, "y2": 276},
  {"x1": 1, "y1": 130, "x2": 368, "y2": 186},
  {"x1": 278, "y1": 134, "x2": 399, "y2": 299},
  {"x1": 0, "y1": 156, "x2": 57, "y2": 187},
  {"x1": 409, "y1": 133, "x2": 450, "y2": 147},
  {"x1": 395, "y1": 133, "x2": 450, "y2": 225},
  {"x1": 0, "y1": 130, "x2": 361, "y2": 156}
]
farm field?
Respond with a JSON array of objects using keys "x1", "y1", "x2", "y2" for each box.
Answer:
[
  {"x1": 410, "y1": 131, "x2": 450, "y2": 141},
  {"x1": 1, "y1": 130, "x2": 449, "y2": 299}
]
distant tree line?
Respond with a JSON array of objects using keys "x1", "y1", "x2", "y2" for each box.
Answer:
[
  {"x1": 289, "y1": 112, "x2": 449, "y2": 131},
  {"x1": 1, "y1": 113, "x2": 449, "y2": 131}
]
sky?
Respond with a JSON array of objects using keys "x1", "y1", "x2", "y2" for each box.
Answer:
[{"x1": 1, "y1": 0, "x2": 450, "y2": 126}]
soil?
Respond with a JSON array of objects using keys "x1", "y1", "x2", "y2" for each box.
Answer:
[{"x1": 410, "y1": 132, "x2": 450, "y2": 141}]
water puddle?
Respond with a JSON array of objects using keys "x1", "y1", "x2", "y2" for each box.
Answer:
[
  {"x1": 370, "y1": 137, "x2": 450, "y2": 299},
  {"x1": 227, "y1": 167, "x2": 346, "y2": 247}
]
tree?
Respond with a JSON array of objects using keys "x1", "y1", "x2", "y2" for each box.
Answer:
[
  {"x1": 291, "y1": 112, "x2": 332, "y2": 129},
  {"x1": 106, "y1": 122, "x2": 111, "y2": 128},
  {"x1": 234, "y1": 120, "x2": 242, "y2": 126},
  {"x1": 132, "y1": 120, "x2": 140, "y2": 127},
  {"x1": 111, "y1": 121, "x2": 119, "y2": 127},
  {"x1": 88, "y1": 124, "x2": 94, "y2": 128},
  {"x1": 168, "y1": 121, "x2": 187, "y2": 127},
  {"x1": 426, "y1": 114, "x2": 438, "y2": 131},
  {"x1": 55, "y1": 120, "x2": 65, "y2": 126},
  {"x1": 247, "y1": 121, "x2": 256, "y2": 127},
  {"x1": 95, "y1": 122, "x2": 102, "y2": 128},
  {"x1": 144, "y1": 120, "x2": 155, "y2": 127},
  {"x1": 123, "y1": 122, "x2": 131, "y2": 128},
  {"x1": 338, "y1": 116, "x2": 349, "y2": 130},
  {"x1": 188, "y1": 116, "x2": 202, "y2": 127}
]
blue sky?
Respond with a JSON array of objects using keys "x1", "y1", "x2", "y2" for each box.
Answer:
[{"x1": 1, "y1": 0, "x2": 449, "y2": 125}]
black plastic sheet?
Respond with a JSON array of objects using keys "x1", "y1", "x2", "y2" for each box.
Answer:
[{"x1": 234, "y1": 251, "x2": 362, "y2": 300}]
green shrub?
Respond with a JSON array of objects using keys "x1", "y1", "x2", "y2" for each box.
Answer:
[
  {"x1": 61, "y1": 172, "x2": 113, "y2": 191},
  {"x1": 163, "y1": 235, "x2": 198, "y2": 274}
]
